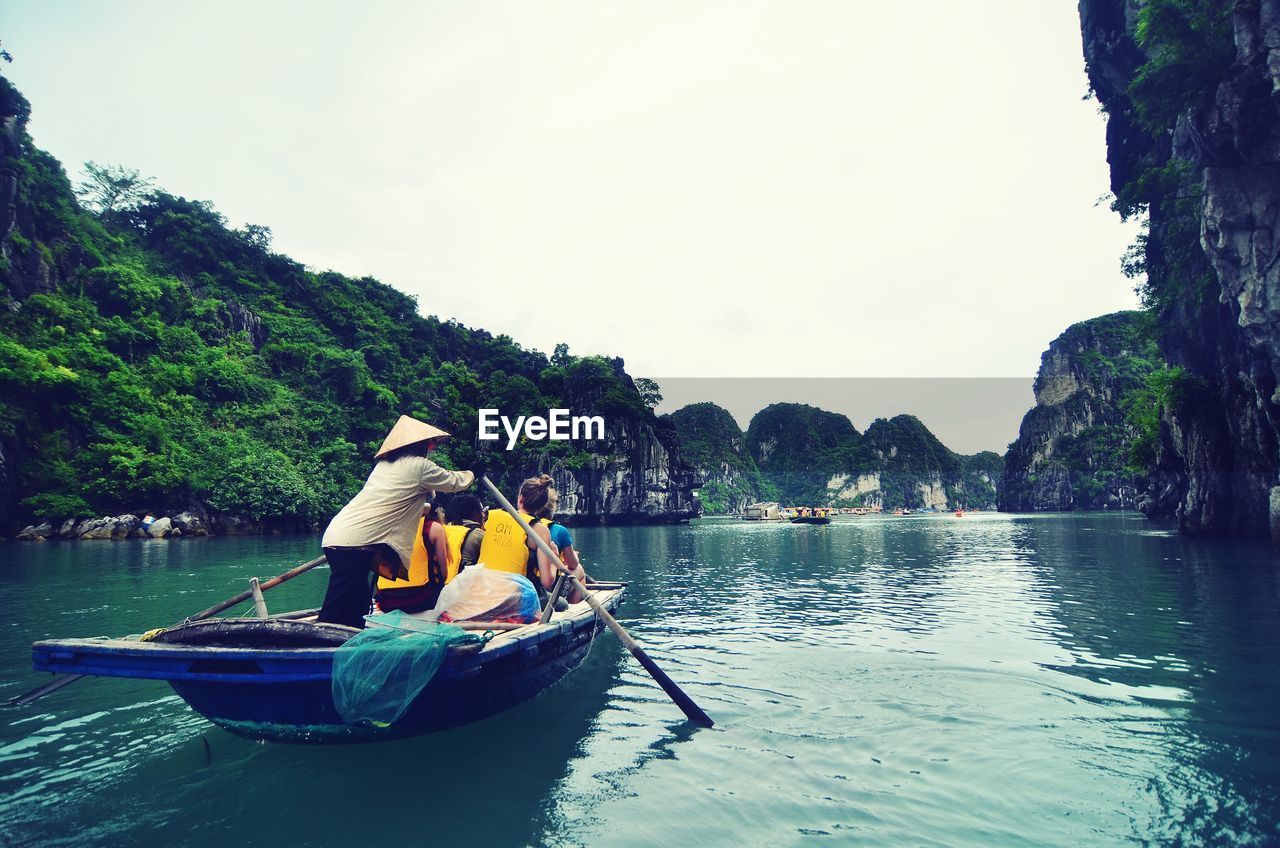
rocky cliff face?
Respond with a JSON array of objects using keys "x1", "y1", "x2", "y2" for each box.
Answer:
[
  {"x1": 1081, "y1": 0, "x2": 1280, "y2": 538},
  {"x1": 509, "y1": 358, "x2": 700, "y2": 525},
  {"x1": 746, "y1": 403, "x2": 871, "y2": 505},
  {"x1": 1000, "y1": 312, "x2": 1157, "y2": 511},
  {"x1": 826, "y1": 471, "x2": 882, "y2": 506},
  {"x1": 547, "y1": 412, "x2": 700, "y2": 525},
  {"x1": 742, "y1": 403, "x2": 1000, "y2": 510},
  {"x1": 864, "y1": 415, "x2": 1000, "y2": 511},
  {"x1": 0, "y1": 438, "x2": 14, "y2": 533},
  {"x1": 667, "y1": 402, "x2": 771, "y2": 514},
  {"x1": 0, "y1": 78, "x2": 82, "y2": 301}
]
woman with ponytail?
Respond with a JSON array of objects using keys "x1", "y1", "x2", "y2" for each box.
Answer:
[
  {"x1": 519, "y1": 475, "x2": 587, "y2": 604},
  {"x1": 477, "y1": 474, "x2": 584, "y2": 603}
]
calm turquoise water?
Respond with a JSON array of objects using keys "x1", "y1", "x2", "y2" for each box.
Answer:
[{"x1": 2, "y1": 513, "x2": 1279, "y2": 847}]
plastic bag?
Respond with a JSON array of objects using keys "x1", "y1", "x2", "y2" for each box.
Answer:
[
  {"x1": 432, "y1": 565, "x2": 540, "y2": 624},
  {"x1": 331, "y1": 610, "x2": 481, "y2": 726}
]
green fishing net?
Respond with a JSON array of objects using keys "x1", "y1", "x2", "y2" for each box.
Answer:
[{"x1": 331, "y1": 611, "x2": 483, "y2": 726}]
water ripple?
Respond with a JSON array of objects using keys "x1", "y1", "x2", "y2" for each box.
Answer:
[{"x1": 2, "y1": 517, "x2": 1278, "y2": 846}]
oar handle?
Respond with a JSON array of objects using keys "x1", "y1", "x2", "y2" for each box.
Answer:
[
  {"x1": 183, "y1": 555, "x2": 327, "y2": 623},
  {"x1": 539, "y1": 572, "x2": 568, "y2": 624},
  {"x1": 479, "y1": 476, "x2": 713, "y2": 727},
  {"x1": 6, "y1": 673, "x2": 85, "y2": 708},
  {"x1": 8, "y1": 554, "x2": 329, "y2": 709}
]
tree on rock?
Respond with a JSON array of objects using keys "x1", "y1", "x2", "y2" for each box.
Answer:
[{"x1": 75, "y1": 161, "x2": 154, "y2": 217}]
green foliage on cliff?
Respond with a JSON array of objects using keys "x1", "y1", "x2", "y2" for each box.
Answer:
[
  {"x1": 1114, "y1": 162, "x2": 1215, "y2": 311},
  {"x1": 1064, "y1": 311, "x2": 1163, "y2": 382},
  {"x1": 668, "y1": 402, "x2": 773, "y2": 513},
  {"x1": 1003, "y1": 312, "x2": 1164, "y2": 511},
  {"x1": 864, "y1": 415, "x2": 998, "y2": 510},
  {"x1": 1080, "y1": 314, "x2": 1165, "y2": 482},
  {"x1": 0, "y1": 74, "x2": 661, "y2": 527},
  {"x1": 1123, "y1": 364, "x2": 1208, "y2": 470},
  {"x1": 865, "y1": 415, "x2": 960, "y2": 475},
  {"x1": 741, "y1": 404, "x2": 998, "y2": 509},
  {"x1": 1108, "y1": 1, "x2": 1235, "y2": 312},
  {"x1": 959, "y1": 451, "x2": 1003, "y2": 509},
  {"x1": 866, "y1": 415, "x2": 957, "y2": 509},
  {"x1": 1129, "y1": 0, "x2": 1236, "y2": 133},
  {"x1": 745, "y1": 403, "x2": 874, "y2": 505}
]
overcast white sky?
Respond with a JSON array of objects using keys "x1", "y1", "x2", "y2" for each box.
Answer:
[{"x1": 3, "y1": 2, "x2": 1138, "y2": 446}]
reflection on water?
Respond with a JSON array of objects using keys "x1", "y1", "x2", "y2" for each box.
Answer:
[{"x1": 1, "y1": 514, "x2": 1278, "y2": 846}]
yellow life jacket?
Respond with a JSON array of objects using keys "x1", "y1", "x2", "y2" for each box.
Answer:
[
  {"x1": 441, "y1": 522, "x2": 479, "y2": 583},
  {"x1": 378, "y1": 517, "x2": 444, "y2": 591},
  {"x1": 478, "y1": 510, "x2": 545, "y2": 581}
]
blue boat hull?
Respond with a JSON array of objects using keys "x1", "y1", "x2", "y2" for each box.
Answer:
[
  {"x1": 32, "y1": 590, "x2": 622, "y2": 743},
  {"x1": 173, "y1": 621, "x2": 603, "y2": 742}
]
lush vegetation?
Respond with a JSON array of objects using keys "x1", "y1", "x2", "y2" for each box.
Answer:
[
  {"x1": 1123, "y1": 364, "x2": 1209, "y2": 471},
  {"x1": 667, "y1": 402, "x2": 773, "y2": 513},
  {"x1": 1107, "y1": 0, "x2": 1235, "y2": 312},
  {"x1": 1002, "y1": 312, "x2": 1164, "y2": 510},
  {"x1": 744, "y1": 403, "x2": 874, "y2": 505},
  {"x1": 863, "y1": 415, "x2": 997, "y2": 510},
  {"x1": 1128, "y1": 0, "x2": 1236, "y2": 134},
  {"x1": 0, "y1": 73, "x2": 663, "y2": 529},
  {"x1": 739, "y1": 403, "x2": 997, "y2": 509},
  {"x1": 1078, "y1": 312, "x2": 1170, "y2": 477}
]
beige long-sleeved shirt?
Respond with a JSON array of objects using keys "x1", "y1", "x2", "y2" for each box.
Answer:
[{"x1": 321, "y1": 456, "x2": 474, "y2": 571}]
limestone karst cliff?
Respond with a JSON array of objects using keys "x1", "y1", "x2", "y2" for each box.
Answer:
[
  {"x1": 540, "y1": 366, "x2": 700, "y2": 525},
  {"x1": 0, "y1": 73, "x2": 696, "y2": 536},
  {"x1": 1080, "y1": 0, "x2": 1280, "y2": 538},
  {"x1": 1000, "y1": 312, "x2": 1159, "y2": 511},
  {"x1": 666, "y1": 402, "x2": 771, "y2": 514},
  {"x1": 866, "y1": 415, "x2": 1001, "y2": 511},
  {"x1": 693, "y1": 402, "x2": 1003, "y2": 511}
]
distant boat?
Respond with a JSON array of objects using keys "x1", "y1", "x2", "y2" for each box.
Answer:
[
  {"x1": 742, "y1": 502, "x2": 787, "y2": 521},
  {"x1": 790, "y1": 515, "x2": 831, "y2": 525},
  {"x1": 955, "y1": 510, "x2": 965, "y2": 517}
]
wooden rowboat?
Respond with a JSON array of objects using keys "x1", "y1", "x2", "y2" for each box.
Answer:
[
  {"x1": 30, "y1": 585, "x2": 625, "y2": 744},
  {"x1": 789, "y1": 516, "x2": 831, "y2": 525}
]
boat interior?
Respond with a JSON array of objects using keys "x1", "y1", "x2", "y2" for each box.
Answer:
[{"x1": 149, "y1": 583, "x2": 627, "y2": 650}]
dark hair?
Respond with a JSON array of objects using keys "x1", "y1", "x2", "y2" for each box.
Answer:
[
  {"x1": 518, "y1": 474, "x2": 557, "y2": 519},
  {"x1": 447, "y1": 493, "x2": 484, "y2": 524}
]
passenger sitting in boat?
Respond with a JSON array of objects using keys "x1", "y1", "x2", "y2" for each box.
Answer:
[
  {"x1": 478, "y1": 475, "x2": 584, "y2": 604},
  {"x1": 549, "y1": 521, "x2": 583, "y2": 584},
  {"x1": 319, "y1": 416, "x2": 476, "y2": 628},
  {"x1": 443, "y1": 493, "x2": 486, "y2": 572},
  {"x1": 375, "y1": 501, "x2": 448, "y2": 614},
  {"x1": 542, "y1": 506, "x2": 588, "y2": 603}
]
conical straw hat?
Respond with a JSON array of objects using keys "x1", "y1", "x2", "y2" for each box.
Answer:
[{"x1": 375, "y1": 415, "x2": 450, "y2": 459}]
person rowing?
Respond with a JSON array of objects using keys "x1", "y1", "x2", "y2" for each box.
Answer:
[{"x1": 318, "y1": 415, "x2": 477, "y2": 628}]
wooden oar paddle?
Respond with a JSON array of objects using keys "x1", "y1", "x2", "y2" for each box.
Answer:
[
  {"x1": 7, "y1": 554, "x2": 328, "y2": 708},
  {"x1": 479, "y1": 475, "x2": 713, "y2": 728}
]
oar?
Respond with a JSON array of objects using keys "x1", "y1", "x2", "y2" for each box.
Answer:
[
  {"x1": 7, "y1": 554, "x2": 328, "y2": 708},
  {"x1": 181, "y1": 554, "x2": 327, "y2": 622},
  {"x1": 479, "y1": 475, "x2": 713, "y2": 728}
]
